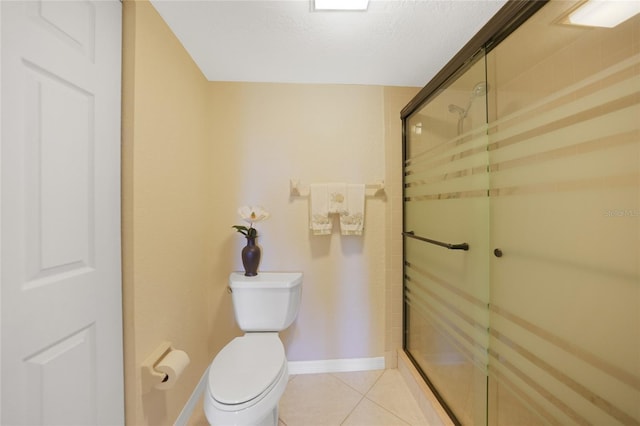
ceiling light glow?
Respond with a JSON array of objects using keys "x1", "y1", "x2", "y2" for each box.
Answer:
[
  {"x1": 568, "y1": 0, "x2": 640, "y2": 28},
  {"x1": 314, "y1": 0, "x2": 369, "y2": 11}
]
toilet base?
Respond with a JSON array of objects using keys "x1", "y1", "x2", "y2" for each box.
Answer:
[
  {"x1": 254, "y1": 406, "x2": 278, "y2": 426},
  {"x1": 205, "y1": 396, "x2": 280, "y2": 426}
]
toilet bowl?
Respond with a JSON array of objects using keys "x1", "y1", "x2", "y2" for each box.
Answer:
[
  {"x1": 204, "y1": 334, "x2": 288, "y2": 426},
  {"x1": 204, "y1": 272, "x2": 302, "y2": 426}
]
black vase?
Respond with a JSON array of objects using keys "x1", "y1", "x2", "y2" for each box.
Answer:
[{"x1": 241, "y1": 236, "x2": 261, "y2": 276}]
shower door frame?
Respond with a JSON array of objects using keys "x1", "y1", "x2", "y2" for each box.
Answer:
[
  {"x1": 401, "y1": 1, "x2": 547, "y2": 424},
  {"x1": 401, "y1": 1, "x2": 546, "y2": 120}
]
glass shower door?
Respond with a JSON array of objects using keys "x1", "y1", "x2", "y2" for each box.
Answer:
[
  {"x1": 485, "y1": 2, "x2": 640, "y2": 424},
  {"x1": 404, "y1": 54, "x2": 490, "y2": 425},
  {"x1": 404, "y1": 1, "x2": 639, "y2": 425}
]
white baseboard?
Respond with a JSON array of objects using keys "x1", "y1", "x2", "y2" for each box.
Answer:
[
  {"x1": 174, "y1": 366, "x2": 209, "y2": 426},
  {"x1": 288, "y1": 356, "x2": 385, "y2": 375}
]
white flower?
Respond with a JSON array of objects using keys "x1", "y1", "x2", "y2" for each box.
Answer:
[
  {"x1": 233, "y1": 206, "x2": 270, "y2": 238},
  {"x1": 238, "y1": 206, "x2": 270, "y2": 224}
]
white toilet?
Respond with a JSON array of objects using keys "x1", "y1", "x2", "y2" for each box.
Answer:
[{"x1": 204, "y1": 272, "x2": 303, "y2": 426}]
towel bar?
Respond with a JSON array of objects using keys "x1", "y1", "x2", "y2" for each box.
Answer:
[
  {"x1": 403, "y1": 231, "x2": 469, "y2": 251},
  {"x1": 289, "y1": 179, "x2": 385, "y2": 198}
]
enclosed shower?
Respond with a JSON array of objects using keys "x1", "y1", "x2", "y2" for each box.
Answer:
[{"x1": 402, "y1": 1, "x2": 640, "y2": 424}]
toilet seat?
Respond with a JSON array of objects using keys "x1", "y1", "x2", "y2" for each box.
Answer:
[{"x1": 208, "y1": 333, "x2": 285, "y2": 410}]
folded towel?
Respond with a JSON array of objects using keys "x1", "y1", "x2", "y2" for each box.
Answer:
[
  {"x1": 340, "y1": 184, "x2": 365, "y2": 236},
  {"x1": 327, "y1": 183, "x2": 347, "y2": 215},
  {"x1": 309, "y1": 184, "x2": 332, "y2": 235}
]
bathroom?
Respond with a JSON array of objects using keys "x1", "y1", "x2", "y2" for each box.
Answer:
[
  {"x1": 1, "y1": 0, "x2": 638, "y2": 425},
  {"x1": 122, "y1": 1, "x2": 418, "y2": 424},
  {"x1": 124, "y1": 0, "x2": 640, "y2": 423}
]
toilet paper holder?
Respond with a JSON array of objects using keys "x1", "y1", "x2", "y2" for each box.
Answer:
[{"x1": 141, "y1": 341, "x2": 188, "y2": 393}]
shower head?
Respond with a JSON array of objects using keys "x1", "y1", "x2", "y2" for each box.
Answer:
[
  {"x1": 449, "y1": 82, "x2": 489, "y2": 123},
  {"x1": 470, "y1": 81, "x2": 488, "y2": 98},
  {"x1": 449, "y1": 81, "x2": 490, "y2": 133}
]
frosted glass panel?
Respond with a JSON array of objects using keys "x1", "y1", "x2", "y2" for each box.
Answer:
[
  {"x1": 404, "y1": 1, "x2": 640, "y2": 425},
  {"x1": 404, "y1": 56, "x2": 490, "y2": 425},
  {"x1": 486, "y1": 2, "x2": 640, "y2": 424}
]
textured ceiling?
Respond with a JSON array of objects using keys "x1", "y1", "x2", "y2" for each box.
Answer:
[{"x1": 149, "y1": 0, "x2": 507, "y2": 87}]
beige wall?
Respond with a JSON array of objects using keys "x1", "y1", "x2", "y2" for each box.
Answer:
[
  {"x1": 123, "y1": 1, "x2": 418, "y2": 424},
  {"x1": 209, "y1": 82, "x2": 388, "y2": 362},
  {"x1": 122, "y1": 1, "x2": 233, "y2": 425},
  {"x1": 208, "y1": 83, "x2": 417, "y2": 362}
]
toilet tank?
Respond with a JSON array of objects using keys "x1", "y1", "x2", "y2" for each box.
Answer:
[{"x1": 229, "y1": 272, "x2": 303, "y2": 332}]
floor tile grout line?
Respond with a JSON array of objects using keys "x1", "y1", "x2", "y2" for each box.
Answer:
[
  {"x1": 329, "y1": 369, "x2": 387, "y2": 397},
  {"x1": 362, "y1": 369, "x2": 386, "y2": 398},
  {"x1": 339, "y1": 393, "x2": 367, "y2": 426},
  {"x1": 361, "y1": 395, "x2": 412, "y2": 426},
  {"x1": 323, "y1": 372, "x2": 369, "y2": 426},
  {"x1": 365, "y1": 370, "x2": 427, "y2": 425}
]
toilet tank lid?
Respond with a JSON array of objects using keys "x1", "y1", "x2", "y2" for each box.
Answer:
[
  {"x1": 208, "y1": 334, "x2": 285, "y2": 405},
  {"x1": 229, "y1": 272, "x2": 303, "y2": 289}
]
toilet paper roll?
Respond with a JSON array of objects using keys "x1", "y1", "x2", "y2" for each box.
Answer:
[{"x1": 155, "y1": 349, "x2": 190, "y2": 390}]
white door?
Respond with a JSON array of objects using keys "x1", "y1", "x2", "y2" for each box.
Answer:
[{"x1": 0, "y1": 1, "x2": 123, "y2": 425}]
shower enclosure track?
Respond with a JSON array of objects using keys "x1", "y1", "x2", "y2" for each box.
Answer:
[{"x1": 403, "y1": 231, "x2": 469, "y2": 251}]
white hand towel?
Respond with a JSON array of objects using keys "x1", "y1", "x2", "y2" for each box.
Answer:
[
  {"x1": 340, "y1": 184, "x2": 365, "y2": 236},
  {"x1": 327, "y1": 183, "x2": 347, "y2": 215},
  {"x1": 309, "y1": 184, "x2": 332, "y2": 235}
]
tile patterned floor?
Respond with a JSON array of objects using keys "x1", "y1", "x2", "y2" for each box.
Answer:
[
  {"x1": 278, "y1": 369, "x2": 429, "y2": 426},
  {"x1": 189, "y1": 369, "x2": 433, "y2": 426}
]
